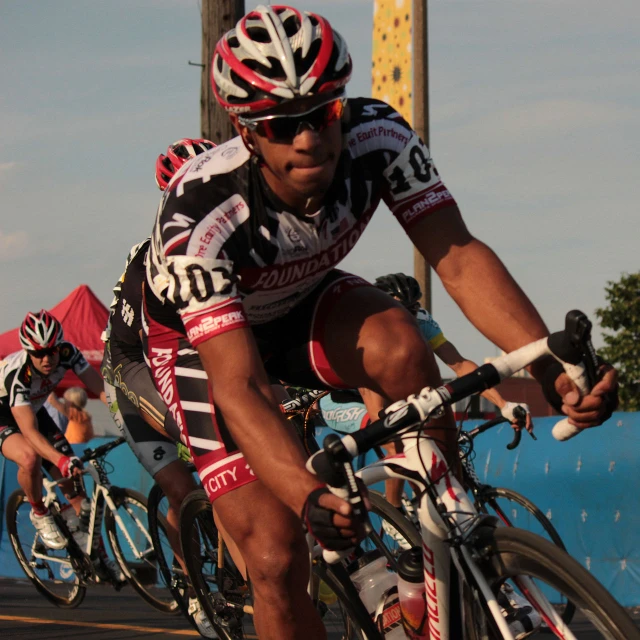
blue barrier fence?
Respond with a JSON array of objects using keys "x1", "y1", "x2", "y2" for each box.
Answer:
[{"x1": 1, "y1": 412, "x2": 639, "y2": 605}]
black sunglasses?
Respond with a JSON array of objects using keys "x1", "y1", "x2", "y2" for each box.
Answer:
[
  {"x1": 239, "y1": 96, "x2": 346, "y2": 142},
  {"x1": 28, "y1": 346, "x2": 59, "y2": 359}
]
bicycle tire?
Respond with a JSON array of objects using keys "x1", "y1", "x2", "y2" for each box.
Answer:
[
  {"x1": 104, "y1": 487, "x2": 178, "y2": 614},
  {"x1": 5, "y1": 489, "x2": 86, "y2": 609},
  {"x1": 477, "y1": 485, "x2": 576, "y2": 627},
  {"x1": 366, "y1": 490, "x2": 422, "y2": 564},
  {"x1": 147, "y1": 482, "x2": 192, "y2": 621},
  {"x1": 179, "y1": 489, "x2": 247, "y2": 640},
  {"x1": 470, "y1": 526, "x2": 639, "y2": 640}
]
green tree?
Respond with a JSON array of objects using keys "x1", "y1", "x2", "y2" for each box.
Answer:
[{"x1": 595, "y1": 272, "x2": 640, "y2": 411}]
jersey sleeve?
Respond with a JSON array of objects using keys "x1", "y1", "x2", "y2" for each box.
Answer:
[
  {"x1": 416, "y1": 309, "x2": 448, "y2": 350},
  {"x1": 373, "y1": 103, "x2": 457, "y2": 230},
  {"x1": 147, "y1": 189, "x2": 252, "y2": 347},
  {"x1": 59, "y1": 343, "x2": 91, "y2": 375},
  {"x1": 10, "y1": 378, "x2": 31, "y2": 408}
]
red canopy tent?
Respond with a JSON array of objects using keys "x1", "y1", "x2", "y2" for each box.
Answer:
[{"x1": 0, "y1": 285, "x2": 108, "y2": 396}]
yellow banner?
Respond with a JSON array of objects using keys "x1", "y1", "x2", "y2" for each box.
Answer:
[{"x1": 372, "y1": 0, "x2": 413, "y2": 124}]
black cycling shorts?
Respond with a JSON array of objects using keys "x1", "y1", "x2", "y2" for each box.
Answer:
[
  {"x1": 0, "y1": 406, "x2": 73, "y2": 473},
  {"x1": 143, "y1": 269, "x2": 373, "y2": 502}
]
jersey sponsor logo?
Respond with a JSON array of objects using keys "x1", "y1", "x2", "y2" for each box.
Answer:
[
  {"x1": 150, "y1": 347, "x2": 184, "y2": 431},
  {"x1": 400, "y1": 187, "x2": 453, "y2": 225},
  {"x1": 203, "y1": 461, "x2": 255, "y2": 499},
  {"x1": 323, "y1": 406, "x2": 367, "y2": 424},
  {"x1": 244, "y1": 212, "x2": 373, "y2": 290},
  {"x1": 349, "y1": 123, "x2": 410, "y2": 148},
  {"x1": 163, "y1": 212, "x2": 195, "y2": 232},
  {"x1": 189, "y1": 195, "x2": 250, "y2": 259},
  {"x1": 190, "y1": 153, "x2": 214, "y2": 173},
  {"x1": 121, "y1": 298, "x2": 135, "y2": 327},
  {"x1": 185, "y1": 309, "x2": 248, "y2": 344},
  {"x1": 360, "y1": 103, "x2": 390, "y2": 119},
  {"x1": 221, "y1": 146, "x2": 239, "y2": 159},
  {"x1": 153, "y1": 446, "x2": 166, "y2": 461}
]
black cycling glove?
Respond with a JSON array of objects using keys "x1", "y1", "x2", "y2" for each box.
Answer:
[{"x1": 301, "y1": 487, "x2": 356, "y2": 551}]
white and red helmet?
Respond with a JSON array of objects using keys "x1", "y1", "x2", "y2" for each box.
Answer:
[
  {"x1": 212, "y1": 4, "x2": 352, "y2": 114},
  {"x1": 19, "y1": 310, "x2": 64, "y2": 352},
  {"x1": 155, "y1": 138, "x2": 216, "y2": 191}
]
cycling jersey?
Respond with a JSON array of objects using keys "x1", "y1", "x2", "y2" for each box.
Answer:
[
  {"x1": 143, "y1": 97, "x2": 457, "y2": 501},
  {"x1": 102, "y1": 237, "x2": 182, "y2": 464},
  {"x1": 0, "y1": 344, "x2": 89, "y2": 415},
  {"x1": 103, "y1": 239, "x2": 149, "y2": 347},
  {"x1": 146, "y1": 98, "x2": 456, "y2": 346},
  {"x1": 416, "y1": 308, "x2": 447, "y2": 350}
]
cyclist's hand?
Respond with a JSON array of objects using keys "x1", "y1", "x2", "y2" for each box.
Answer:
[
  {"x1": 302, "y1": 486, "x2": 367, "y2": 550},
  {"x1": 57, "y1": 455, "x2": 84, "y2": 478},
  {"x1": 554, "y1": 362, "x2": 618, "y2": 429},
  {"x1": 501, "y1": 402, "x2": 533, "y2": 433}
]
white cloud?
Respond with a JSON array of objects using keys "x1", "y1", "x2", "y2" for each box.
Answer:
[{"x1": 0, "y1": 230, "x2": 29, "y2": 262}]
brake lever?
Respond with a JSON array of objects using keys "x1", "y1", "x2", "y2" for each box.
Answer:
[
  {"x1": 550, "y1": 311, "x2": 600, "y2": 441},
  {"x1": 322, "y1": 434, "x2": 371, "y2": 532}
]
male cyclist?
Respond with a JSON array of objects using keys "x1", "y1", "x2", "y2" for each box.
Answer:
[
  {"x1": 0, "y1": 310, "x2": 106, "y2": 549},
  {"x1": 142, "y1": 6, "x2": 617, "y2": 639},
  {"x1": 102, "y1": 138, "x2": 218, "y2": 638}
]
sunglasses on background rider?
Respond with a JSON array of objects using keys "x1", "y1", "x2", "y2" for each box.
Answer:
[
  {"x1": 238, "y1": 93, "x2": 347, "y2": 142},
  {"x1": 28, "y1": 346, "x2": 59, "y2": 359}
]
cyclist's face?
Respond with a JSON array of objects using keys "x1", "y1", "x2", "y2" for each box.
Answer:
[
  {"x1": 234, "y1": 95, "x2": 344, "y2": 210},
  {"x1": 29, "y1": 350, "x2": 60, "y2": 375}
]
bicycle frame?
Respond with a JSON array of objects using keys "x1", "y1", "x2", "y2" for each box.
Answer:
[
  {"x1": 349, "y1": 431, "x2": 579, "y2": 639},
  {"x1": 40, "y1": 454, "x2": 154, "y2": 578}
]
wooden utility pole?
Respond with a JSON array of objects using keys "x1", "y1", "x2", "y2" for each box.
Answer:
[
  {"x1": 412, "y1": 0, "x2": 431, "y2": 312},
  {"x1": 200, "y1": 0, "x2": 244, "y2": 143}
]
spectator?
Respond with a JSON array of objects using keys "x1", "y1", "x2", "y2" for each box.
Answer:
[{"x1": 62, "y1": 387, "x2": 94, "y2": 444}]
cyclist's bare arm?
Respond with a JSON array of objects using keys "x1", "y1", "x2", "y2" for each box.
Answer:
[
  {"x1": 11, "y1": 405, "x2": 65, "y2": 467},
  {"x1": 77, "y1": 366, "x2": 107, "y2": 404},
  {"x1": 408, "y1": 203, "x2": 616, "y2": 427},
  {"x1": 196, "y1": 326, "x2": 352, "y2": 521},
  {"x1": 410, "y1": 205, "x2": 548, "y2": 355},
  {"x1": 434, "y1": 341, "x2": 534, "y2": 431}
]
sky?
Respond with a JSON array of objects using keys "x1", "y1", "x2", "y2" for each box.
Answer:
[{"x1": 1, "y1": 0, "x2": 638, "y2": 368}]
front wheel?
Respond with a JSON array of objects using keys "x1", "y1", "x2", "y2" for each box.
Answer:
[
  {"x1": 470, "y1": 527, "x2": 640, "y2": 639},
  {"x1": 5, "y1": 489, "x2": 86, "y2": 608},
  {"x1": 179, "y1": 489, "x2": 249, "y2": 640},
  {"x1": 147, "y1": 482, "x2": 192, "y2": 622},
  {"x1": 477, "y1": 485, "x2": 576, "y2": 627},
  {"x1": 104, "y1": 487, "x2": 178, "y2": 614}
]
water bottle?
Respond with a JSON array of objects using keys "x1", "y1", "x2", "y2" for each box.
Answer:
[
  {"x1": 397, "y1": 547, "x2": 428, "y2": 639},
  {"x1": 348, "y1": 550, "x2": 405, "y2": 639},
  {"x1": 60, "y1": 503, "x2": 80, "y2": 532},
  {"x1": 79, "y1": 498, "x2": 91, "y2": 533},
  {"x1": 61, "y1": 503, "x2": 89, "y2": 550}
]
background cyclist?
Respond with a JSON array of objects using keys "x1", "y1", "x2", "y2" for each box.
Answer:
[
  {"x1": 102, "y1": 138, "x2": 218, "y2": 638},
  {"x1": 0, "y1": 310, "x2": 105, "y2": 550}
]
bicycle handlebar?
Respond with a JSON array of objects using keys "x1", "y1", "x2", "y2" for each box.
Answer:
[
  {"x1": 80, "y1": 436, "x2": 126, "y2": 463},
  {"x1": 307, "y1": 310, "x2": 599, "y2": 489},
  {"x1": 466, "y1": 416, "x2": 524, "y2": 450}
]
